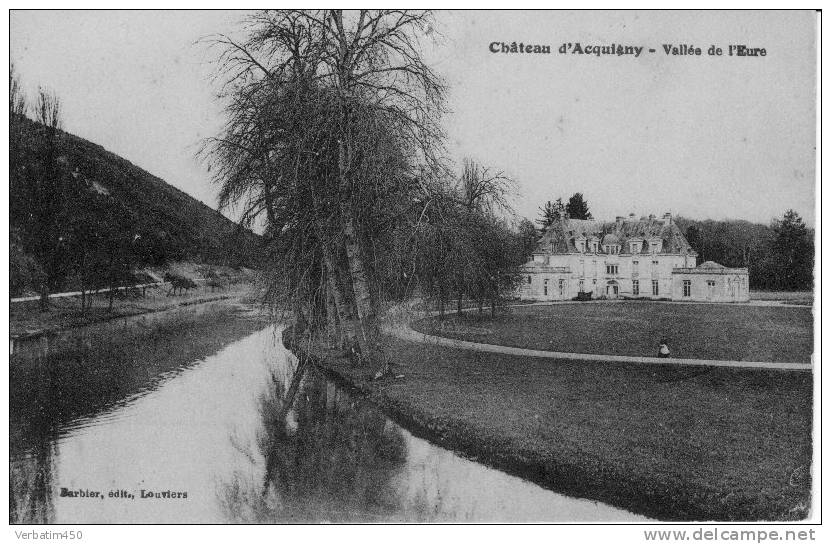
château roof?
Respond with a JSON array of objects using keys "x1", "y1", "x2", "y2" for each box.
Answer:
[
  {"x1": 534, "y1": 215, "x2": 696, "y2": 256},
  {"x1": 601, "y1": 233, "x2": 619, "y2": 245}
]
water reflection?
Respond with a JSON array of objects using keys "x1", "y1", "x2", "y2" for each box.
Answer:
[
  {"x1": 221, "y1": 352, "x2": 646, "y2": 522},
  {"x1": 10, "y1": 369, "x2": 58, "y2": 524},
  {"x1": 221, "y1": 364, "x2": 414, "y2": 522},
  {"x1": 10, "y1": 303, "x2": 262, "y2": 459},
  {"x1": 10, "y1": 322, "x2": 645, "y2": 523}
]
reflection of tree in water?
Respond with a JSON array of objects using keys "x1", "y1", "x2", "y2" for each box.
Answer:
[
  {"x1": 222, "y1": 363, "x2": 414, "y2": 522},
  {"x1": 10, "y1": 355, "x2": 57, "y2": 524}
]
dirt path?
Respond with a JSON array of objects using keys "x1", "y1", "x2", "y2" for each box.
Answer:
[{"x1": 389, "y1": 324, "x2": 813, "y2": 372}]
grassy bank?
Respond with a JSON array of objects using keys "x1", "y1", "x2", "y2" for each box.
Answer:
[
  {"x1": 10, "y1": 281, "x2": 260, "y2": 339},
  {"x1": 285, "y1": 331, "x2": 813, "y2": 521},
  {"x1": 412, "y1": 302, "x2": 813, "y2": 364}
]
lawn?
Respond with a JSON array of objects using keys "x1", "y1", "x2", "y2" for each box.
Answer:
[
  {"x1": 296, "y1": 334, "x2": 813, "y2": 521},
  {"x1": 413, "y1": 302, "x2": 813, "y2": 364},
  {"x1": 750, "y1": 290, "x2": 813, "y2": 305}
]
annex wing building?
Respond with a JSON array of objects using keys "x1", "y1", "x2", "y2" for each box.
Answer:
[{"x1": 518, "y1": 213, "x2": 750, "y2": 303}]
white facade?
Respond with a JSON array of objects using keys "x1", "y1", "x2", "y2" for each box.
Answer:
[
  {"x1": 519, "y1": 213, "x2": 699, "y2": 301},
  {"x1": 670, "y1": 262, "x2": 750, "y2": 302},
  {"x1": 519, "y1": 246, "x2": 693, "y2": 301}
]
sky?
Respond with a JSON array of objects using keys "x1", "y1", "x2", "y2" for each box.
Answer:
[{"x1": 10, "y1": 10, "x2": 817, "y2": 227}]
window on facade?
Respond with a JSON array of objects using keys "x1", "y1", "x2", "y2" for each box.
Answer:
[
  {"x1": 707, "y1": 280, "x2": 716, "y2": 287},
  {"x1": 527, "y1": 276, "x2": 532, "y2": 284},
  {"x1": 632, "y1": 279, "x2": 639, "y2": 295},
  {"x1": 544, "y1": 279, "x2": 548, "y2": 296},
  {"x1": 605, "y1": 264, "x2": 619, "y2": 275},
  {"x1": 683, "y1": 280, "x2": 691, "y2": 297},
  {"x1": 652, "y1": 260, "x2": 659, "y2": 267},
  {"x1": 579, "y1": 279, "x2": 584, "y2": 291},
  {"x1": 652, "y1": 280, "x2": 659, "y2": 296}
]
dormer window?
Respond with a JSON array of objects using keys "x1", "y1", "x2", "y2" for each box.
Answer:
[
  {"x1": 590, "y1": 241, "x2": 598, "y2": 253},
  {"x1": 576, "y1": 239, "x2": 586, "y2": 253},
  {"x1": 649, "y1": 238, "x2": 662, "y2": 253},
  {"x1": 629, "y1": 240, "x2": 642, "y2": 254}
]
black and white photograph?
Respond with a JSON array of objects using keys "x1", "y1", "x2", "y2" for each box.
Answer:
[{"x1": 7, "y1": 8, "x2": 819, "y2": 532}]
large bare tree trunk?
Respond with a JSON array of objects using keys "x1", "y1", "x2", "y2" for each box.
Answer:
[
  {"x1": 338, "y1": 133, "x2": 377, "y2": 364},
  {"x1": 342, "y1": 210, "x2": 374, "y2": 329},
  {"x1": 323, "y1": 244, "x2": 351, "y2": 348},
  {"x1": 325, "y1": 286, "x2": 340, "y2": 348}
]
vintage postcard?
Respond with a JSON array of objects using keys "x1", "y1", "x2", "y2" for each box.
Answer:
[{"x1": 7, "y1": 8, "x2": 818, "y2": 535}]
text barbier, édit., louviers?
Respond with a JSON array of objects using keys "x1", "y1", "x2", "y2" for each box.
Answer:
[
  {"x1": 489, "y1": 42, "x2": 767, "y2": 57},
  {"x1": 59, "y1": 487, "x2": 187, "y2": 499}
]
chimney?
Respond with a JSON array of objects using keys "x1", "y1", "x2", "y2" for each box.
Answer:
[
  {"x1": 628, "y1": 213, "x2": 636, "y2": 221},
  {"x1": 648, "y1": 214, "x2": 656, "y2": 221},
  {"x1": 615, "y1": 216, "x2": 624, "y2": 225},
  {"x1": 662, "y1": 212, "x2": 672, "y2": 224}
]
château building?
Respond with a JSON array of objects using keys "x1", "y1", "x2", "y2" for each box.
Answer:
[{"x1": 518, "y1": 213, "x2": 750, "y2": 303}]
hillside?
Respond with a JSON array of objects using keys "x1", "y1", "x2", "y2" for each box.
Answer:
[{"x1": 9, "y1": 114, "x2": 262, "y2": 296}]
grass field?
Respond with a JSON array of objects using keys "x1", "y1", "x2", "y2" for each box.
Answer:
[
  {"x1": 413, "y1": 302, "x2": 813, "y2": 364},
  {"x1": 294, "y1": 334, "x2": 813, "y2": 521},
  {"x1": 750, "y1": 290, "x2": 813, "y2": 305}
]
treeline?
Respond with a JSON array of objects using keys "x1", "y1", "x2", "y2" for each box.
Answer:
[
  {"x1": 676, "y1": 211, "x2": 813, "y2": 291},
  {"x1": 406, "y1": 160, "x2": 534, "y2": 317},
  {"x1": 530, "y1": 189, "x2": 813, "y2": 291},
  {"x1": 9, "y1": 65, "x2": 262, "y2": 306}
]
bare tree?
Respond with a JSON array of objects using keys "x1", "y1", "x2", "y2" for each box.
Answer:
[
  {"x1": 204, "y1": 10, "x2": 446, "y2": 362},
  {"x1": 10, "y1": 63, "x2": 28, "y2": 116},
  {"x1": 35, "y1": 87, "x2": 61, "y2": 132},
  {"x1": 29, "y1": 88, "x2": 64, "y2": 311},
  {"x1": 451, "y1": 158, "x2": 513, "y2": 314}
]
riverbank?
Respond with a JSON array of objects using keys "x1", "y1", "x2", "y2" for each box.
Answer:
[
  {"x1": 10, "y1": 282, "x2": 260, "y2": 340},
  {"x1": 283, "y1": 329, "x2": 812, "y2": 522},
  {"x1": 10, "y1": 301, "x2": 272, "y2": 461}
]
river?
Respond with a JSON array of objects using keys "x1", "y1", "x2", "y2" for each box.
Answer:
[{"x1": 10, "y1": 322, "x2": 646, "y2": 523}]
